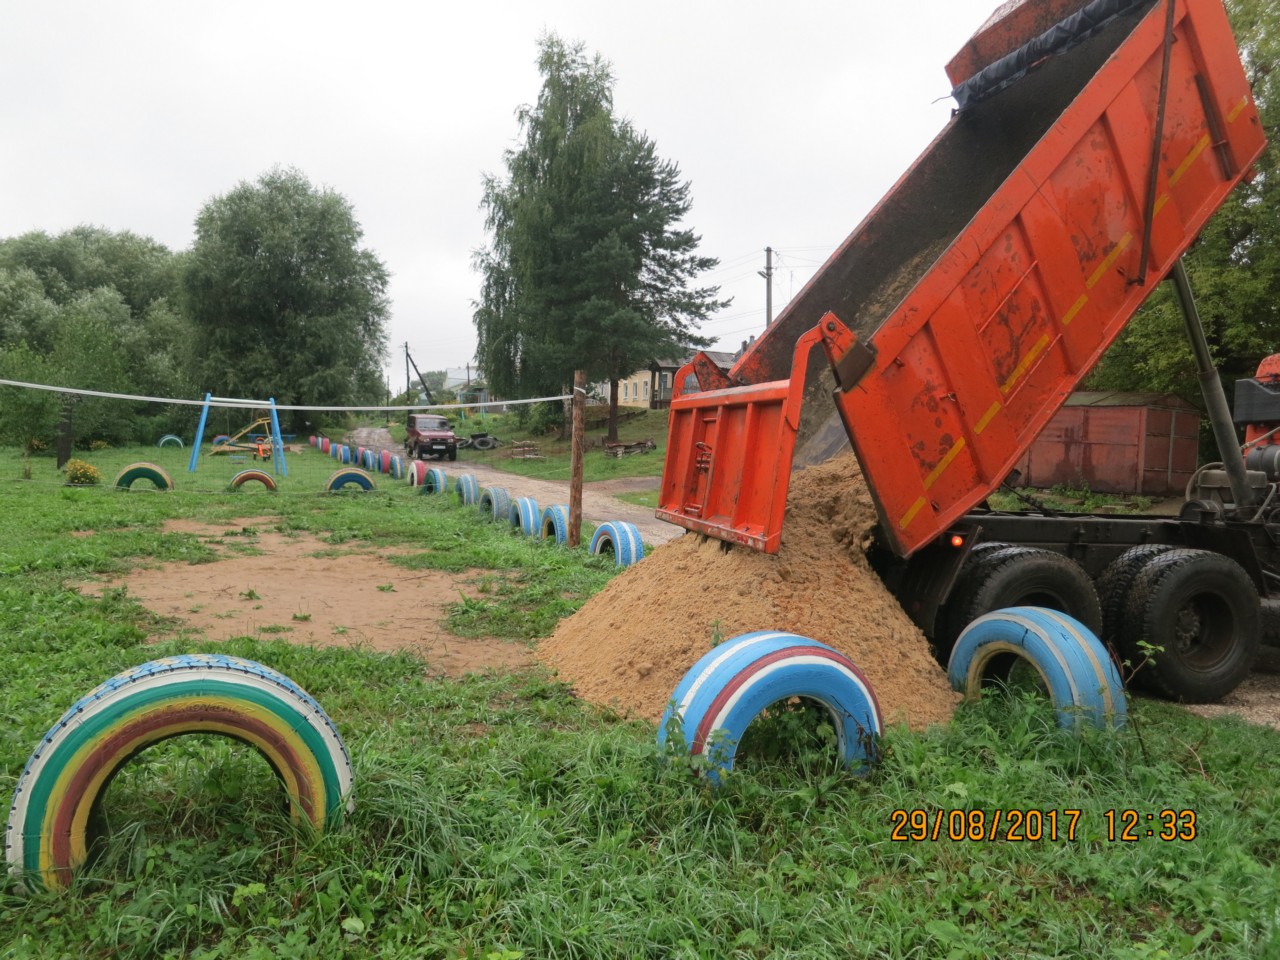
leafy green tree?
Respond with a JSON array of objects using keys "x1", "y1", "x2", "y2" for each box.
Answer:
[
  {"x1": 184, "y1": 167, "x2": 390, "y2": 428},
  {"x1": 474, "y1": 35, "x2": 727, "y2": 440},
  {"x1": 1088, "y1": 0, "x2": 1279, "y2": 399},
  {"x1": 0, "y1": 228, "x2": 196, "y2": 448}
]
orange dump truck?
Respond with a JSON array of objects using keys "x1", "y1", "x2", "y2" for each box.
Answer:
[{"x1": 658, "y1": 0, "x2": 1269, "y2": 703}]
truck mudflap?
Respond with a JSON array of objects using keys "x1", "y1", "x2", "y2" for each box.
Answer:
[{"x1": 659, "y1": 0, "x2": 1265, "y2": 559}]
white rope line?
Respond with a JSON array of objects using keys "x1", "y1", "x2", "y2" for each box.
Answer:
[{"x1": 0, "y1": 378, "x2": 571, "y2": 412}]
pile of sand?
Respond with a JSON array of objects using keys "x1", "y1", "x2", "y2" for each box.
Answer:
[{"x1": 537, "y1": 453, "x2": 959, "y2": 729}]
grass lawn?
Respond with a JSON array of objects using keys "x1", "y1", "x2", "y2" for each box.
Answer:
[{"x1": 1, "y1": 442, "x2": 1278, "y2": 959}]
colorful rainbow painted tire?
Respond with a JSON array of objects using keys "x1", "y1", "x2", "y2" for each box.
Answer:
[
  {"x1": 508, "y1": 497, "x2": 540, "y2": 536},
  {"x1": 227, "y1": 469, "x2": 278, "y2": 492},
  {"x1": 657, "y1": 631, "x2": 882, "y2": 783},
  {"x1": 114, "y1": 462, "x2": 173, "y2": 491},
  {"x1": 947, "y1": 607, "x2": 1127, "y2": 729},
  {"x1": 4, "y1": 654, "x2": 353, "y2": 891},
  {"x1": 157, "y1": 434, "x2": 184, "y2": 448},
  {"x1": 323, "y1": 468, "x2": 375, "y2": 492},
  {"x1": 389, "y1": 455, "x2": 404, "y2": 480},
  {"x1": 455, "y1": 474, "x2": 479, "y2": 506},
  {"x1": 540, "y1": 504, "x2": 570, "y2": 544},
  {"x1": 479, "y1": 487, "x2": 511, "y2": 522},
  {"x1": 379, "y1": 450, "x2": 392, "y2": 474},
  {"x1": 424, "y1": 468, "x2": 448, "y2": 494},
  {"x1": 589, "y1": 521, "x2": 645, "y2": 567}
]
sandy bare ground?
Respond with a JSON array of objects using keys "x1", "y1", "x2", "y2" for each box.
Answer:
[{"x1": 79, "y1": 518, "x2": 535, "y2": 677}]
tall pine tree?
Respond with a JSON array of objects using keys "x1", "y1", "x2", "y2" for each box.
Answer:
[{"x1": 474, "y1": 35, "x2": 727, "y2": 440}]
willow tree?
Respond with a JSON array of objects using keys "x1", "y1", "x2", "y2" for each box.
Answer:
[{"x1": 474, "y1": 35, "x2": 727, "y2": 440}]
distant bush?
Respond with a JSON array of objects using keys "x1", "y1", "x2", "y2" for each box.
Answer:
[{"x1": 63, "y1": 459, "x2": 102, "y2": 485}]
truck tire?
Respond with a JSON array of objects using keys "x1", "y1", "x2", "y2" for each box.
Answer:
[
  {"x1": 657, "y1": 631, "x2": 882, "y2": 784},
  {"x1": 472, "y1": 436, "x2": 496, "y2": 451},
  {"x1": 424, "y1": 468, "x2": 448, "y2": 494},
  {"x1": 479, "y1": 487, "x2": 511, "y2": 521},
  {"x1": 509, "y1": 497, "x2": 540, "y2": 536},
  {"x1": 1120, "y1": 549, "x2": 1260, "y2": 703},
  {"x1": 947, "y1": 607, "x2": 1127, "y2": 729},
  {"x1": 455, "y1": 474, "x2": 479, "y2": 506},
  {"x1": 323, "y1": 467, "x2": 375, "y2": 492},
  {"x1": 540, "y1": 504, "x2": 570, "y2": 544},
  {"x1": 447, "y1": 448, "x2": 457, "y2": 462},
  {"x1": 114, "y1": 462, "x2": 174, "y2": 492},
  {"x1": 940, "y1": 547, "x2": 1100, "y2": 657},
  {"x1": 589, "y1": 521, "x2": 646, "y2": 567},
  {"x1": 5, "y1": 654, "x2": 353, "y2": 891},
  {"x1": 1096, "y1": 544, "x2": 1177, "y2": 685}
]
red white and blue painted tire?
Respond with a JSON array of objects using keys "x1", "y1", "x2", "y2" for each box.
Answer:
[
  {"x1": 479, "y1": 487, "x2": 511, "y2": 522},
  {"x1": 947, "y1": 606, "x2": 1127, "y2": 729},
  {"x1": 323, "y1": 468, "x2": 375, "y2": 492},
  {"x1": 114, "y1": 462, "x2": 174, "y2": 491},
  {"x1": 4, "y1": 654, "x2": 353, "y2": 891},
  {"x1": 508, "y1": 497, "x2": 540, "y2": 536},
  {"x1": 540, "y1": 504, "x2": 570, "y2": 544},
  {"x1": 657, "y1": 631, "x2": 883, "y2": 783},
  {"x1": 589, "y1": 521, "x2": 645, "y2": 567},
  {"x1": 424, "y1": 468, "x2": 448, "y2": 495},
  {"x1": 227, "y1": 469, "x2": 278, "y2": 492},
  {"x1": 455, "y1": 474, "x2": 479, "y2": 506},
  {"x1": 407, "y1": 461, "x2": 428, "y2": 487}
]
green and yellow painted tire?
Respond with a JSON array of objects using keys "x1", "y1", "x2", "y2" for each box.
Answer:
[
  {"x1": 114, "y1": 462, "x2": 173, "y2": 491},
  {"x1": 4, "y1": 654, "x2": 353, "y2": 891}
]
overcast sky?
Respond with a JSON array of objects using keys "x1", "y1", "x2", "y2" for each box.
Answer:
[{"x1": 2, "y1": 0, "x2": 1003, "y2": 392}]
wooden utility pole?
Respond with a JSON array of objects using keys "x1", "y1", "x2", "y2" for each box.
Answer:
[{"x1": 569, "y1": 370, "x2": 586, "y2": 547}]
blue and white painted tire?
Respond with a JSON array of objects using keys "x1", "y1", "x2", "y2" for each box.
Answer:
[
  {"x1": 540, "y1": 504, "x2": 570, "y2": 544},
  {"x1": 389, "y1": 455, "x2": 404, "y2": 480},
  {"x1": 508, "y1": 497, "x2": 540, "y2": 537},
  {"x1": 479, "y1": 487, "x2": 511, "y2": 522},
  {"x1": 658, "y1": 631, "x2": 882, "y2": 783},
  {"x1": 4, "y1": 654, "x2": 353, "y2": 891},
  {"x1": 589, "y1": 521, "x2": 645, "y2": 567},
  {"x1": 947, "y1": 606, "x2": 1127, "y2": 729},
  {"x1": 323, "y1": 467, "x2": 375, "y2": 492},
  {"x1": 424, "y1": 468, "x2": 448, "y2": 495},
  {"x1": 157, "y1": 434, "x2": 184, "y2": 448},
  {"x1": 455, "y1": 474, "x2": 479, "y2": 506}
]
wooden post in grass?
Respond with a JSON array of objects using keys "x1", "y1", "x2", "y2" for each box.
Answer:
[{"x1": 569, "y1": 370, "x2": 586, "y2": 547}]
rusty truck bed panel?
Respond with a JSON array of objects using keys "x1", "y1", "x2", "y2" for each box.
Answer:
[{"x1": 659, "y1": 0, "x2": 1266, "y2": 557}]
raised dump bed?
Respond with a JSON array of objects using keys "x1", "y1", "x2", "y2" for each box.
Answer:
[{"x1": 659, "y1": 0, "x2": 1265, "y2": 557}]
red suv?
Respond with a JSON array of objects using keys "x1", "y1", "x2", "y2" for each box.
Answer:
[{"x1": 404, "y1": 414, "x2": 458, "y2": 461}]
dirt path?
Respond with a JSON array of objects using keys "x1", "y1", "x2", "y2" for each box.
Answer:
[{"x1": 348, "y1": 427, "x2": 683, "y2": 546}]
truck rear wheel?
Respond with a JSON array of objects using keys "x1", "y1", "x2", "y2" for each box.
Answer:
[
  {"x1": 939, "y1": 547, "x2": 1101, "y2": 659},
  {"x1": 1096, "y1": 544, "x2": 1177, "y2": 686},
  {"x1": 1120, "y1": 549, "x2": 1259, "y2": 703}
]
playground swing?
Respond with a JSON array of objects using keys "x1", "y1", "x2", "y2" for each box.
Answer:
[{"x1": 188, "y1": 393, "x2": 289, "y2": 478}]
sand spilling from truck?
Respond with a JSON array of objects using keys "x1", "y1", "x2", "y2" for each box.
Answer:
[{"x1": 537, "y1": 453, "x2": 959, "y2": 729}]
